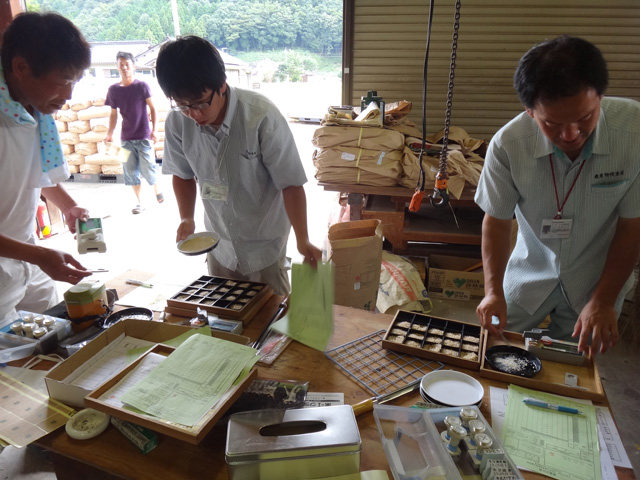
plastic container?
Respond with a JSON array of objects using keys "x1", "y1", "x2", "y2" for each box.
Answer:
[
  {"x1": 64, "y1": 280, "x2": 108, "y2": 321},
  {"x1": 0, "y1": 311, "x2": 73, "y2": 356},
  {"x1": 373, "y1": 404, "x2": 524, "y2": 480},
  {"x1": 0, "y1": 332, "x2": 37, "y2": 363}
]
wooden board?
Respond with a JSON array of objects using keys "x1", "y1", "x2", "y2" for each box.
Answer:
[
  {"x1": 85, "y1": 344, "x2": 257, "y2": 445},
  {"x1": 479, "y1": 330, "x2": 606, "y2": 403},
  {"x1": 381, "y1": 310, "x2": 485, "y2": 370}
]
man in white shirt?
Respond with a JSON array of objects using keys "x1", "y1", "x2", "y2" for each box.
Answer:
[
  {"x1": 475, "y1": 35, "x2": 640, "y2": 354},
  {"x1": 0, "y1": 12, "x2": 92, "y2": 322},
  {"x1": 156, "y1": 36, "x2": 321, "y2": 295}
]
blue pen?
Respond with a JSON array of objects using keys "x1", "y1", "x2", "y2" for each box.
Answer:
[{"x1": 522, "y1": 397, "x2": 583, "y2": 415}]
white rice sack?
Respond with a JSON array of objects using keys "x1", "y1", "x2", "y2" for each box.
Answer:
[
  {"x1": 67, "y1": 120, "x2": 91, "y2": 134},
  {"x1": 77, "y1": 105, "x2": 112, "y2": 121}
]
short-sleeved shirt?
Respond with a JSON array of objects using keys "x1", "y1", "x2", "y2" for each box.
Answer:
[
  {"x1": 162, "y1": 85, "x2": 307, "y2": 275},
  {"x1": 475, "y1": 96, "x2": 640, "y2": 314},
  {"x1": 105, "y1": 79, "x2": 152, "y2": 141}
]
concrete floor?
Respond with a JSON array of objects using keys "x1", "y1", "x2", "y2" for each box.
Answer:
[{"x1": 1, "y1": 122, "x2": 639, "y2": 478}]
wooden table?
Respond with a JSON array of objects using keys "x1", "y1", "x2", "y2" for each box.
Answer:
[
  {"x1": 35, "y1": 296, "x2": 635, "y2": 480},
  {"x1": 320, "y1": 183, "x2": 483, "y2": 256}
]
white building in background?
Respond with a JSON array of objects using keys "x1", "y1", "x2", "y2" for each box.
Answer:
[{"x1": 86, "y1": 40, "x2": 252, "y2": 89}]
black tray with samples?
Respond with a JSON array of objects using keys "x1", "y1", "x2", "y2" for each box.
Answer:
[
  {"x1": 381, "y1": 310, "x2": 485, "y2": 370},
  {"x1": 165, "y1": 275, "x2": 273, "y2": 324}
]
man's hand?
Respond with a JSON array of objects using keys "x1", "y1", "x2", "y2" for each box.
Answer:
[
  {"x1": 176, "y1": 218, "x2": 196, "y2": 242},
  {"x1": 573, "y1": 299, "x2": 619, "y2": 354},
  {"x1": 297, "y1": 240, "x2": 322, "y2": 268},
  {"x1": 35, "y1": 247, "x2": 91, "y2": 284},
  {"x1": 476, "y1": 293, "x2": 508, "y2": 336},
  {"x1": 63, "y1": 206, "x2": 89, "y2": 234}
]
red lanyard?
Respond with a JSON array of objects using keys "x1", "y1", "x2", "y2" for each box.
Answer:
[{"x1": 549, "y1": 154, "x2": 587, "y2": 219}]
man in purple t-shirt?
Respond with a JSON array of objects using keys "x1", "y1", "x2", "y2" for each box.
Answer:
[{"x1": 105, "y1": 51, "x2": 163, "y2": 214}]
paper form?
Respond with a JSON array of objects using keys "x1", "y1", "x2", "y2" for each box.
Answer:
[
  {"x1": 502, "y1": 384, "x2": 601, "y2": 480},
  {"x1": 120, "y1": 334, "x2": 258, "y2": 426},
  {"x1": 272, "y1": 262, "x2": 334, "y2": 351},
  {"x1": 490, "y1": 386, "x2": 632, "y2": 469},
  {"x1": 98, "y1": 352, "x2": 166, "y2": 408},
  {"x1": 62, "y1": 334, "x2": 155, "y2": 391}
]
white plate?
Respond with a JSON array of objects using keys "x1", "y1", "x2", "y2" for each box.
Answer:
[
  {"x1": 420, "y1": 370, "x2": 484, "y2": 407},
  {"x1": 177, "y1": 232, "x2": 219, "y2": 256}
]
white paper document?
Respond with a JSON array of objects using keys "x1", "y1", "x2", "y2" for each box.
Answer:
[
  {"x1": 490, "y1": 386, "x2": 632, "y2": 470},
  {"x1": 120, "y1": 334, "x2": 258, "y2": 426},
  {"x1": 62, "y1": 334, "x2": 155, "y2": 391}
]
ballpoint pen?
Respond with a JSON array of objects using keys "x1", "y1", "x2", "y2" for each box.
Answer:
[
  {"x1": 126, "y1": 279, "x2": 153, "y2": 288},
  {"x1": 522, "y1": 397, "x2": 583, "y2": 415}
]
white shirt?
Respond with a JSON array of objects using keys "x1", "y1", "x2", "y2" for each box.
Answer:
[
  {"x1": 162, "y1": 86, "x2": 307, "y2": 274},
  {"x1": 475, "y1": 97, "x2": 640, "y2": 314}
]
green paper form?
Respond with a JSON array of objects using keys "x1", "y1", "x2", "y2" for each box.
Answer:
[
  {"x1": 120, "y1": 334, "x2": 258, "y2": 426},
  {"x1": 271, "y1": 262, "x2": 334, "y2": 351},
  {"x1": 502, "y1": 384, "x2": 601, "y2": 480}
]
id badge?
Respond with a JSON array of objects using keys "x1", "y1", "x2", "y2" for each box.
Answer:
[
  {"x1": 540, "y1": 218, "x2": 572, "y2": 239},
  {"x1": 201, "y1": 181, "x2": 229, "y2": 201}
]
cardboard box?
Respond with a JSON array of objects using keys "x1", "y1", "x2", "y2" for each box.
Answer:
[
  {"x1": 45, "y1": 319, "x2": 250, "y2": 407},
  {"x1": 427, "y1": 254, "x2": 484, "y2": 301},
  {"x1": 327, "y1": 219, "x2": 383, "y2": 311}
]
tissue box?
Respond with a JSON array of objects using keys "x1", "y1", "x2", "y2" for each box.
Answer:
[{"x1": 225, "y1": 405, "x2": 361, "y2": 480}]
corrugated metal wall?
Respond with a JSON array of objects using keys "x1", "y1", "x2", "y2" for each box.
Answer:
[{"x1": 346, "y1": 0, "x2": 640, "y2": 142}]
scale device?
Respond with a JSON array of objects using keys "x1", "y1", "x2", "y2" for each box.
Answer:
[
  {"x1": 523, "y1": 329, "x2": 586, "y2": 366},
  {"x1": 76, "y1": 218, "x2": 107, "y2": 254}
]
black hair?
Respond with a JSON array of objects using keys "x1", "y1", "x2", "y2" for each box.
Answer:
[
  {"x1": 514, "y1": 35, "x2": 608, "y2": 109},
  {"x1": 116, "y1": 51, "x2": 135, "y2": 63},
  {"x1": 1, "y1": 11, "x2": 90, "y2": 77},
  {"x1": 156, "y1": 36, "x2": 226, "y2": 101}
]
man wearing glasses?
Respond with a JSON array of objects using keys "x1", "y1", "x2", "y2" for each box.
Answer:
[{"x1": 156, "y1": 36, "x2": 322, "y2": 295}]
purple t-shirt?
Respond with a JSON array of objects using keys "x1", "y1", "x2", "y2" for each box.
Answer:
[{"x1": 105, "y1": 79, "x2": 152, "y2": 141}]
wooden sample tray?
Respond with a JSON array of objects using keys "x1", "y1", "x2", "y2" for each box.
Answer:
[
  {"x1": 165, "y1": 275, "x2": 273, "y2": 324},
  {"x1": 479, "y1": 330, "x2": 606, "y2": 402},
  {"x1": 85, "y1": 344, "x2": 257, "y2": 444},
  {"x1": 381, "y1": 310, "x2": 485, "y2": 370}
]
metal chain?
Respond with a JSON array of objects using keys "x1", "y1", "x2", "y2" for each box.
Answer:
[{"x1": 439, "y1": 0, "x2": 462, "y2": 174}]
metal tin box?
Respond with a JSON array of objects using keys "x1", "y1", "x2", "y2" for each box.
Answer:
[{"x1": 225, "y1": 405, "x2": 361, "y2": 480}]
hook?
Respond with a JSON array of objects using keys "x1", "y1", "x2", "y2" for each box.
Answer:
[{"x1": 430, "y1": 188, "x2": 450, "y2": 208}]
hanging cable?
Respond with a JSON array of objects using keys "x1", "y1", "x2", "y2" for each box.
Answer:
[{"x1": 408, "y1": 0, "x2": 435, "y2": 212}]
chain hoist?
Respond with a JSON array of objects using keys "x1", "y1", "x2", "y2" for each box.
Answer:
[
  {"x1": 410, "y1": 0, "x2": 462, "y2": 212},
  {"x1": 430, "y1": 0, "x2": 461, "y2": 208}
]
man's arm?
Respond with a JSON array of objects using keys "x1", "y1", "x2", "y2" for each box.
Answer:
[
  {"x1": 41, "y1": 184, "x2": 89, "y2": 234},
  {"x1": 146, "y1": 97, "x2": 157, "y2": 143},
  {"x1": 475, "y1": 214, "x2": 513, "y2": 335},
  {"x1": 0, "y1": 234, "x2": 90, "y2": 284},
  {"x1": 282, "y1": 185, "x2": 322, "y2": 267},
  {"x1": 172, "y1": 175, "x2": 198, "y2": 242},
  {"x1": 104, "y1": 108, "x2": 118, "y2": 143},
  {"x1": 574, "y1": 217, "x2": 640, "y2": 354}
]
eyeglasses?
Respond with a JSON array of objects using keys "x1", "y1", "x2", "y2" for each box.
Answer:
[{"x1": 171, "y1": 90, "x2": 215, "y2": 112}]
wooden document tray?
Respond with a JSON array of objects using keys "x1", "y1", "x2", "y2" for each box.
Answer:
[
  {"x1": 165, "y1": 275, "x2": 273, "y2": 325},
  {"x1": 479, "y1": 331, "x2": 606, "y2": 403},
  {"x1": 85, "y1": 344, "x2": 258, "y2": 444}
]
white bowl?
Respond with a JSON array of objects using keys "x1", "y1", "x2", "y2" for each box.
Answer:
[
  {"x1": 177, "y1": 232, "x2": 219, "y2": 256},
  {"x1": 420, "y1": 369, "x2": 484, "y2": 407}
]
